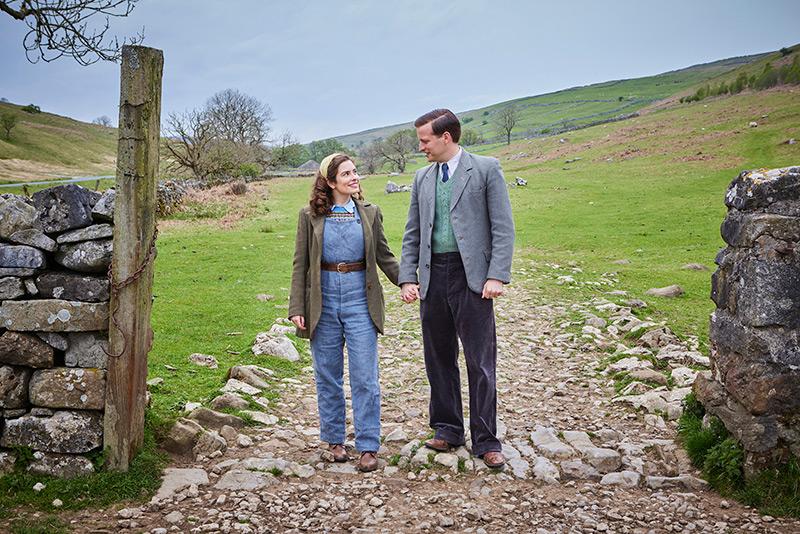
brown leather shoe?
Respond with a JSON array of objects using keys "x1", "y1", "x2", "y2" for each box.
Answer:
[
  {"x1": 481, "y1": 451, "x2": 506, "y2": 469},
  {"x1": 329, "y1": 444, "x2": 348, "y2": 463},
  {"x1": 356, "y1": 452, "x2": 378, "y2": 472},
  {"x1": 424, "y1": 438, "x2": 453, "y2": 452}
]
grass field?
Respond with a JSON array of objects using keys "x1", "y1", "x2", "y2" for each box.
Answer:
[{"x1": 0, "y1": 102, "x2": 117, "y2": 182}]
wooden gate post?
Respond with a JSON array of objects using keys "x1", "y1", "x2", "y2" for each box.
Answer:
[{"x1": 103, "y1": 45, "x2": 163, "y2": 471}]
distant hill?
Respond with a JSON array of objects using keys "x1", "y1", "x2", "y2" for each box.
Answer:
[
  {"x1": 329, "y1": 52, "x2": 771, "y2": 149},
  {"x1": 0, "y1": 101, "x2": 117, "y2": 182}
]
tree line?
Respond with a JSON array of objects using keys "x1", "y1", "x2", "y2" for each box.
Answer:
[{"x1": 680, "y1": 54, "x2": 800, "y2": 104}]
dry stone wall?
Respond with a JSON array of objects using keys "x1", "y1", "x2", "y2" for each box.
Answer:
[
  {"x1": 0, "y1": 184, "x2": 115, "y2": 478},
  {"x1": 696, "y1": 166, "x2": 800, "y2": 476}
]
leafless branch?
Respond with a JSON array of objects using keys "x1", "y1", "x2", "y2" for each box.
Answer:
[{"x1": 1, "y1": 0, "x2": 144, "y2": 65}]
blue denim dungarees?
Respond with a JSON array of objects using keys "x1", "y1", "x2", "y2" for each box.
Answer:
[{"x1": 310, "y1": 201, "x2": 380, "y2": 452}]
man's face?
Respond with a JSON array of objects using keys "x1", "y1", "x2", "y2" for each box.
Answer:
[{"x1": 416, "y1": 122, "x2": 450, "y2": 162}]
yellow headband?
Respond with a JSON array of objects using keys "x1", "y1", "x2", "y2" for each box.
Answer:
[{"x1": 319, "y1": 153, "x2": 344, "y2": 178}]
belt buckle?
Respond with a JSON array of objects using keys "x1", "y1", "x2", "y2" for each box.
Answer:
[{"x1": 336, "y1": 262, "x2": 346, "y2": 273}]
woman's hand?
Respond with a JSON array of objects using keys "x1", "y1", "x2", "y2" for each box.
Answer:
[{"x1": 290, "y1": 315, "x2": 306, "y2": 330}]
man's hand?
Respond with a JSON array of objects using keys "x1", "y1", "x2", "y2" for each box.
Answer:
[
  {"x1": 481, "y1": 279, "x2": 504, "y2": 299},
  {"x1": 401, "y1": 283, "x2": 420, "y2": 303},
  {"x1": 290, "y1": 315, "x2": 306, "y2": 330}
]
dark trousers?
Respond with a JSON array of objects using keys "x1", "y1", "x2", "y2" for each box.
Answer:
[{"x1": 420, "y1": 252, "x2": 500, "y2": 456}]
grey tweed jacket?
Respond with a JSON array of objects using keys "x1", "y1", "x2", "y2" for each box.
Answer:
[{"x1": 399, "y1": 149, "x2": 515, "y2": 299}]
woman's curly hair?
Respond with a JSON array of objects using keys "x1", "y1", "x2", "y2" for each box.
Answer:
[{"x1": 309, "y1": 154, "x2": 364, "y2": 216}]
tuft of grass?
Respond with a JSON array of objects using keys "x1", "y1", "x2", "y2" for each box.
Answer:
[
  {"x1": 10, "y1": 515, "x2": 69, "y2": 534},
  {"x1": 169, "y1": 201, "x2": 229, "y2": 220},
  {"x1": 457, "y1": 457, "x2": 467, "y2": 473},
  {"x1": 268, "y1": 467, "x2": 283, "y2": 477},
  {"x1": 388, "y1": 454, "x2": 401, "y2": 467},
  {"x1": 678, "y1": 393, "x2": 800, "y2": 517}
]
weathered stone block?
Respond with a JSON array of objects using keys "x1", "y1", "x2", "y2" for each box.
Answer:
[
  {"x1": 36, "y1": 332, "x2": 69, "y2": 351},
  {"x1": 36, "y1": 272, "x2": 110, "y2": 302},
  {"x1": 721, "y1": 211, "x2": 800, "y2": 248},
  {"x1": 65, "y1": 331, "x2": 109, "y2": 369},
  {"x1": 0, "y1": 331, "x2": 55, "y2": 368},
  {"x1": 32, "y1": 184, "x2": 100, "y2": 234},
  {"x1": 54, "y1": 239, "x2": 113, "y2": 273},
  {"x1": 725, "y1": 167, "x2": 800, "y2": 212},
  {"x1": 733, "y1": 254, "x2": 800, "y2": 329},
  {"x1": 0, "y1": 245, "x2": 46, "y2": 269},
  {"x1": 0, "y1": 410, "x2": 103, "y2": 453},
  {"x1": 187, "y1": 407, "x2": 245, "y2": 431},
  {"x1": 0, "y1": 299, "x2": 109, "y2": 332},
  {"x1": 0, "y1": 268, "x2": 36, "y2": 277},
  {"x1": 29, "y1": 367, "x2": 106, "y2": 410},
  {"x1": 91, "y1": 188, "x2": 115, "y2": 223},
  {"x1": 0, "y1": 276, "x2": 25, "y2": 300},
  {"x1": 56, "y1": 223, "x2": 113, "y2": 244},
  {"x1": 0, "y1": 365, "x2": 31, "y2": 409},
  {"x1": 8, "y1": 228, "x2": 57, "y2": 252},
  {"x1": 694, "y1": 374, "x2": 780, "y2": 454},
  {"x1": 162, "y1": 418, "x2": 204, "y2": 455},
  {"x1": 0, "y1": 195, "x2": 38, "y2": 239},
  {"x1": 28, "y1": 451, "x2": 95, "y2": 478}
]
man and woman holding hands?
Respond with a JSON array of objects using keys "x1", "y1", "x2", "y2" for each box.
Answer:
[{"x1": 289, "y1": 109, "x2": 515, "y2": 472}]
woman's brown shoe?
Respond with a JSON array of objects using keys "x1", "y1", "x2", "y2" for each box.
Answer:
[
  {"x1": 329, "y1": 444, "x2": 348, "y2": 463},
  {"x1": 356, "y1": 452, "x2": 378, "y2": 472}
]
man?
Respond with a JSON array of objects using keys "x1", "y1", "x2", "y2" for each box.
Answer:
[{"x1": 399, "y1": 109, "x2": 515, "y2": 468}]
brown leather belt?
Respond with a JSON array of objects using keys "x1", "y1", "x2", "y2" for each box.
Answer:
[{"x1": 321, "y1": 261, "x2": 366, "y2": 273}]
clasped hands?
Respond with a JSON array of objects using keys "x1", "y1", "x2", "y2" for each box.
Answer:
[{"x1": 400, "y1": 279, "x2": 504, "y2": 303}]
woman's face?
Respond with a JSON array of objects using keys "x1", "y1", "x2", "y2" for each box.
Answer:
[{"x1": 328, "y1": 159, "x2": 360, "y2": 198}]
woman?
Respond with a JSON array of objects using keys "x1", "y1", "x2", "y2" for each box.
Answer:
[{"x1": 288, "y1": 153, "x2": 399, "y2": 472}]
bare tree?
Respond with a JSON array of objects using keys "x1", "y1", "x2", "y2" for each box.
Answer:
[
  {"x1": 1, "y1": 112, "x2": 17, "y2": 140},
  {"x1": 0, "y1": 0, "x2": 144, "y2": 65},
  {"x1": 377, "y1": 130, "x2": 416, "y2": 173},
  {"x1": 358, "y1": 141, "x2": 383, "y2": 174},
  {"x1": 92, "y1": 115, "x2": 113, "y2": 127},
  {"x1": 205, "y1": 89, "x2": 273, "y2": 147},
  {"x1": 162, "y1": 110, "x2": 238, "y2": 180},
  {"x1": 494, "y1": 105, "x2": 520, "y2": 145}
]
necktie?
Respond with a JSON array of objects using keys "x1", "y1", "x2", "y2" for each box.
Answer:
[{"x1": 441, "y1": 162, "x2": 449, "y2": 183}]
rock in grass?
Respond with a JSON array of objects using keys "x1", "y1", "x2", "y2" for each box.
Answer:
[
  {"x1": 645, "y1": 285, "x2": 684, "y2": 298},
  {"x1": 682, "y1": 263, "x2": 709, "y2": 271},
  {"x1": 188, "y1": 353, "x2": 218, "y2": 369},
  {"x1": 163, "y1": 418, "x2": 204, "y2": 455},
  {"x1": 252, "y1": 332, "x2": 299, "y2": 361},
  {"x1": 188, "y1": 407, "x2": 245, "y2": 431}
]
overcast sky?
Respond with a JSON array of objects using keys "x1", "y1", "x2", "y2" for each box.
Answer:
[{"x1": 1, "y1": 0, "x2": 798, "y2": 142}]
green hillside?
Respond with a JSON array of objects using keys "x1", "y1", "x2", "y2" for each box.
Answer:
[
  {"x1": 332, "y1": 53, "x2": 769, "y2": 148},
  {"x1": 0, "y1": 101, "x2": 117, "y2": 182}
]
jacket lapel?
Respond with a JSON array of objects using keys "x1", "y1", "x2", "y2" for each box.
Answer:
[
  {"x1": 420, "y1": 163, "x2": 437, "y2": 220},
  {"x1": 450, "y1": 150, "x2": 473, "y2": 211},
  {"x1": 311, "y1": 212, "x2": 324, "y2": 250}
]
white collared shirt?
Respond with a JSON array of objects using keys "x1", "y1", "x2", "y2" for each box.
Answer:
[
  {"x1": 331, "y1": 197, "x2": 356, "y2": 213},
  {"x1": 439, "y1": 147, "x2": 463, "y2": 180}
]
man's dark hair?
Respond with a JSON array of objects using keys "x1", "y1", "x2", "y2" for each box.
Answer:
[{"x1": 414, "y1": 108, "x2": 461, "y2": 143}]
